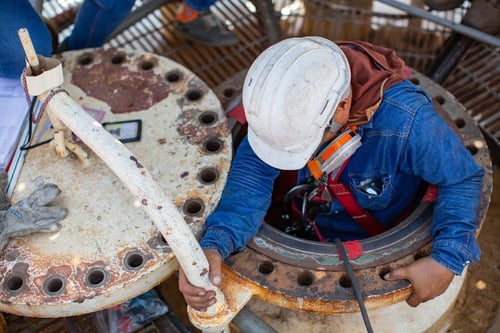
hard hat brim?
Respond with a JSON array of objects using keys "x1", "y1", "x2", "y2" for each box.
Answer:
[{"x1": 247, "y1": 126, "x2": 321, "y2": 170}]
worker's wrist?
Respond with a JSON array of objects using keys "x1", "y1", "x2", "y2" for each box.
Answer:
[{"x1": 431, "y1": 237, "x2": 480, "y2": 275}]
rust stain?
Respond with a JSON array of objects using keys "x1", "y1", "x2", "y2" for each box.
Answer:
[
  {"x1": 4, "y1": 249, "x2": 20, "y2": 262},
  {"x1": 176, "y1": 108, "x2": 231, "y2": 145},
  {"x1": 129, "y1": 155, "x2": 144, "y2": 168},
  {"x1": 183, "y1": 216, "x2": 194, "y2": 224},
  {"x1": 70, "y1": 48, "x2": 169, "y2": 113}
]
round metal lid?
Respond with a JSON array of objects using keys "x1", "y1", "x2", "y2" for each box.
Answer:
[{"x1": 0, "y1": 48, "x2": 232, "y2": 317}]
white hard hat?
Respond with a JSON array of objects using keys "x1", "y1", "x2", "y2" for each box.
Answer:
[{"x1": 242, "y1": 36, "x2": 351, "y2": 170}]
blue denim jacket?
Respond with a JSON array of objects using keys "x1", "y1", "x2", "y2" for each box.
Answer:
[{"x1": 200, "y1": 80, "x2": 484, "y2": 275}]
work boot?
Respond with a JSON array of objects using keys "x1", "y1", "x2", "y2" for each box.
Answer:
[
  {"x1": 463, "y1": 0, "x2": 500, "y2": 35},
  {"x1": 423, "y1": 0, "x2": 465, "y2": 10},
  {"x1": 174, "y1": 4, "x2": 239, "y2": 47}
]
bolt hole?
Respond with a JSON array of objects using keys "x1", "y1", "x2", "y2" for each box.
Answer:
[
  {"x1": 409, "y1": 77, "x2": 419, "y2": 85},
  {"x1": 182, "y1": 198, "x2": 205, "y2": 216},
  {"x1": 434, "y1": 95, "x2": 445, "y2": 105},
  {"x1": 199, "y1": 111, "x2": 218, "y2": 126},
  {"x1": 202, "y1": 137, "x2": 223, "y2": 154},
  {"x1": 339, "y1": 274, "x2": 353, "y2": 288},
  {"x1": 185, "y1": 89, "x2": 203, "y2": 102},
  {"x1": 77, "y1": 53, "x2": 94, "y2": 66},
  {"x1": 86, "y1": 268, "x2": 108, "y2": 287},
  {"x1": 454, "y1": 117, "x2": 466, "y2": 129},
  {"x1": 5, "y1": 275, "x2": 23, "y2": 291},
  {"x1": 198, "y1": 167, "x2": 219, "y2": 185},
  {"x1": 111, "y1": 53, "x2": 126, "y2": 65},
  {"x1": 43, "y1": 275, "x2": 66, "y2": 296},
  {"x1": 413, "y1": 250, "x2": 429, "y2": 261},
  {"x1": 223, "y1": 88, "x2": 235, "y2": 98},
  {"x1": 258, "y1": 261, "x2": 275, "y2": 275},
  {"x1": 379, "y1": 266, "x2": 392, "y2": 280},
  {"x1": 297, "y1": 270, "x2": 314, "y2": 286},
  {"x1": 124, "y1": 251, "x2": 145, "y2": 270},
  {"x1": 139, "y1": 60, "x2": 154, "y2": 71},
  {"x1": 165, "y1": 70, "x2": 183, "y2": 83},
  {"x1": 466, "y1": 144, "x2": 478, "y2": 155}
]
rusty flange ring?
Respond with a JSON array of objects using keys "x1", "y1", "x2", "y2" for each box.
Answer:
[
  {"x1": 218, "y1": 71, "x2": 493, "y2": 313},
  {"x1": 0, "y1": 48, "x2": 232, "y2": 317}
]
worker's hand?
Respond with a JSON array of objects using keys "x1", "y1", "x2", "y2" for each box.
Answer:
[
  {"x1": 178, "y1": 248, "x2": 222, "y2": 312},
  {"x1": 384, "y1": 256, "x2": 455, "y2": 307},
  {"x1": 0, "y1": 183, "x2": 67, "y2": 251}
]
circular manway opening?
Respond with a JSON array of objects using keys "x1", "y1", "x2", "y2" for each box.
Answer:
[
  {"x1": 251, "y1": 171, "x2": 435, "y2": 271},
  {"x1": 228, "y1": 176, "x2": 436, "y2": 308}
]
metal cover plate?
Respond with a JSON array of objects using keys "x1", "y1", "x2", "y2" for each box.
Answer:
[{"x1": 0, "y1": 48, "x2": 232, "y2": 317}]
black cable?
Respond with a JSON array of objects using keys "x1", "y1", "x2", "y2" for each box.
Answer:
[
  {"x1": 334, "y1": 238, "x2": 374, "y2": 333},
  {"x1": 20, "y1": 96, "x2": 53, "y2": 151}
]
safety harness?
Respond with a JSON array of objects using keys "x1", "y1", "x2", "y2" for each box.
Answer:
[{"x1": 287, "y1": 126, "x2": 389, "y2": 239}]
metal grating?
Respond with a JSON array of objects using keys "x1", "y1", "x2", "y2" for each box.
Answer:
[
  {"x1": 98, "y1": 0, "x2": 498, "y2": 163},
  {"x1": 444, "y1": 42, "x2": 500, "y2": 164},
  {"x1": 103, "y1": 0, "x2": 468, "y2": 85},
  {"x1": 105, "y1": 0, "x2": 270, "y2": 88},
  {"x1": 40, "y1": 0, "x2": 495, "y2": 88}
]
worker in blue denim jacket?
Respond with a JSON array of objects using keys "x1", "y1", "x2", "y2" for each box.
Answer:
[{"x1": 178, "y1": 37, "x2": 485, "y2": 311}]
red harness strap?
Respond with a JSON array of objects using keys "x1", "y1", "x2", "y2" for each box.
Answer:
[
  {"x1": 340, "y1": 240, "x2": 364, "y2": 260},
  {"x1": 327, "y1": 181, "x2": 389, "y2": 236},
  {"x1": 324, "y1": 159, "x2": 388, "y2": 236}
]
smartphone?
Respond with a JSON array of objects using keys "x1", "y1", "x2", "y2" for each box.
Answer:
[{"x1": 102, "y1": 119, "x2": 142, "y2": 143}]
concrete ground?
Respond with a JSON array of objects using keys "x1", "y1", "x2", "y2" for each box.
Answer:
[{"x1": 445, "y1": 165, "x2": 500, "y2": 333}]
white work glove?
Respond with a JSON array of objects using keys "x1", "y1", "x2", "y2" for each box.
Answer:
[{"x1": 0, "y1": 173, "x2": 67, "y2": 251}]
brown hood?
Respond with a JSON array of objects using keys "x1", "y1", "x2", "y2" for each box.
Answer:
[{"x1": 337, "y1": 41, "x2": 406, "y2": 126}]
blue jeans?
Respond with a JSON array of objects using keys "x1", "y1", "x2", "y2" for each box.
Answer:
[
  {"x1": 0, "y1": 0, "x2": 134, "y2": 79},
  {"x1": 0, "y1": 0, "x2": 52, "y2": 79},
  {"x1": 66, "y1": 0, "x2": 135, "y2": 50}
]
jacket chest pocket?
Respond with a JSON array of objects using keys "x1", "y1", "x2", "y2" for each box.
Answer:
[{"x1": 349, "y1": 173, "x2": 393, "y2": 210}]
